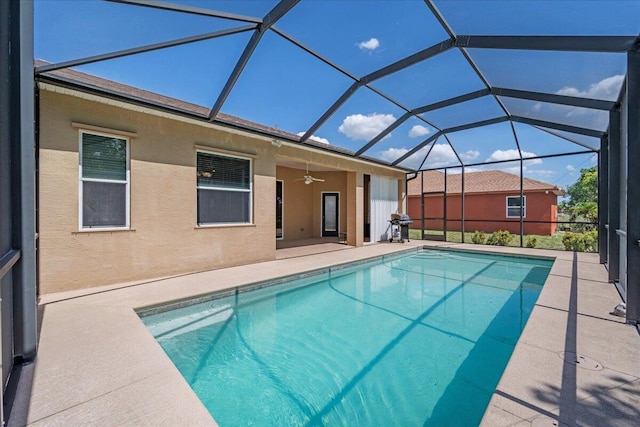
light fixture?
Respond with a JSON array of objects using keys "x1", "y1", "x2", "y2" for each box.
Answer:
[{"x1": 271, "y1": 139, "x2": 282, "y2": 148}]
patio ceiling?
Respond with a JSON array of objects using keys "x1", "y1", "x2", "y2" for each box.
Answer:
[
  {"x1": 275, "y1": 157, "x2": 343, "y2": 172},
  {"x1": 34, "y1": 0, "x2": 640, "y2": 172}
]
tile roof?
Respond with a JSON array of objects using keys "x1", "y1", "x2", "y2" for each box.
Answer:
[{"x1": 407, "y1": 169, "x2": 565, "y2": 195}]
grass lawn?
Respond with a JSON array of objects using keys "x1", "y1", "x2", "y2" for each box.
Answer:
[{"x1": 409, "y1": 229, "x2": 568, "y2": 251}]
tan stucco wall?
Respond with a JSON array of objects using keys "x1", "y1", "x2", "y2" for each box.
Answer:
[
  {"x1": 38, "y1": 88, "x2": 405, "y2": 292},
  {"x1": 275, "y1": 166, "x2": 315, "y2": 240}
]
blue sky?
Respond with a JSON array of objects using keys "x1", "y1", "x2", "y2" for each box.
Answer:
[{"x1": 34, "y1": 0, "x2": 640, "y2": 190}]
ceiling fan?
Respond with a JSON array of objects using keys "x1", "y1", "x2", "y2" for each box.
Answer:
[{"x1": 294, "y1": 163, "x2": 325, "y2": 185}]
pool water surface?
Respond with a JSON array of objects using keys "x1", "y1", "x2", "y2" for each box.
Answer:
[{"x1": 142, "y1": 249, "x2": 553, "y2": 426}]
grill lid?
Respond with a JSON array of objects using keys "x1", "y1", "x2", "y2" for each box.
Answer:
[{"x1": 390, "y1": 214, "x2": 413, "y2": 224}]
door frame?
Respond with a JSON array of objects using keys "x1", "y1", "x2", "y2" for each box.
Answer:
[
  {"x1": 276, "y1": 179, "x2": 284, "y2": 240},
  {"x1": 320, "y1": 191, "x2": 340, "y2": 237}
]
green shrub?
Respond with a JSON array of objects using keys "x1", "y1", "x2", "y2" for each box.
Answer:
[
  {"x1": 562, "y1": 232, "x2": 584, "y2": 251},
  {"x1": 471, "y1": 231, "x2": 486, "y2": 244},
  {"x1": 487, "y1": 230, "x2": 513, "y2": 246},
  {"x1": 526, "y1": 236, "x2": 538, "y2": 248},
  {"x1": 562, "y1": 231, "x2": 598, "y2": 252}
]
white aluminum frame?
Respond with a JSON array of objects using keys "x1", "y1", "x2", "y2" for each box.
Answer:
[
  {"x1": 195, "y1": 149, "x2": 253, "y2": 226},
  {"x1": 78, "y1": 129, "x2": 131, "y2": 230},
  {"x1": 505, "y1": 195, "x2": 526, "y2": 218}
]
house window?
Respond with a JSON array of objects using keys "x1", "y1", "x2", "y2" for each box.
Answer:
[
  {"x1": 79, "y1": 131, "x2": 129, "y2": 228},
  {"x1": 197, "y1": 151, "x2": 252, "y2": 225},
  {"x1": 506, "y1": 196, "x2": 526, "y2": 218}
]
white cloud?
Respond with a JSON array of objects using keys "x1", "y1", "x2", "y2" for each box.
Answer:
[
  {"x1": 423, "y1": 144, "x2": 461, "y2": 168},
  {"x1": 408, "y1": 125, "x2": 430, "y2": 138},
  {"x1": 557, "y1": 75, "x2": 624, "y2": 100},
  {"x1": 379, "y1": 147, "x2": 409, "y2": 163},
  {"x1": 382, "y1": 146, "x2": 431, "y2": 170},
  {"x1": 524, "y1": 75, "x2": 622, "y2": 130},
  {"x1": 486, "y1": 149, "x2": 519, "y2": 162},
  {"x1": 358, "y1": 38, "x2": 380, "y2": 51},
  {"x1": 486, "y1": 149, "x2": 542, "y2": 166},
  {"x1": 566, "y1": 164, "x2": 576, "y2": 172},
  {"x1": 338, "y1": 113, "x2": 396, "y2": 141},
  {"x1": 460, "y1": 150, "x2": 480, "y2": 162},
  {"x1": 296, "y1": 132, "x2": 329, "y2": 144},
  {"x1": 392, "y1": 144, "x2": 479, "y2": 169}
]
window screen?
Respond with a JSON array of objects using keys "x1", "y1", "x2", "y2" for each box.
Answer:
[
  {"x1": 80, "y1": 132, "x2": 129, "y2": 228},
  {"x1": 197, "y1": 152, "x2": 252, "y2": 225},
  {"x1": 506, "y1": 196, "x2": 526, "y2": 218},
  {"x1": 83, "y1": 181, "x2": 127, "y2": 227}
]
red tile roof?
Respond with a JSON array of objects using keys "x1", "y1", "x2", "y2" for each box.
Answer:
[{"x1": 407, "y1": 169, "x2": 565, "y2": 195}]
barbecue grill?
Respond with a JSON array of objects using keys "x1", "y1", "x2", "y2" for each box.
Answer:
[{"x1": 389, "y1": 214, "x2": 413, "y2": 243}]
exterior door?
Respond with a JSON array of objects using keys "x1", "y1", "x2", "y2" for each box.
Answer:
[
  {"x1": 276, "y1": 180, "x2": 283, "y2": 239},
  {"x1": 322, "y1": 193, "x2": 339, "y2": 237}
]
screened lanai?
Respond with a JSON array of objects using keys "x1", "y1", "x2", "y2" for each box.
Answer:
[
  {"x1": 2, "y1": 1, "x2": 640, "y2": 421},
  {"x1": 24, "y1": 0, "x2": 639, "y2": 317}
]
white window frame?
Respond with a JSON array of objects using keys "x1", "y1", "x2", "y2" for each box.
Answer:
[
  {"x1": 506, "y1": 195, "x2": 526, "y2": 218},
  {"x1": 78, "y1": 129, "x2": 130, "y2": 230},
  {"x1": 196, "y1": 149, "x2": 253, "y2": 226}
]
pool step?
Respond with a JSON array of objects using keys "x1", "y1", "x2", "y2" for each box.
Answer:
[{"x1": 147, "y1": 305, "x2": 234, "y2": 341}]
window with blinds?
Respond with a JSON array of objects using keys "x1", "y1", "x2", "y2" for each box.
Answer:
[
  {"x1": 506, "y1": 196, "x2": 526, "y2": 218},
  {"x1": 80, "y1": 131, "x2": 129, "y2": 228},
  {"x1": 196, "y1": 151, "x2": 252, "y2": 225}
]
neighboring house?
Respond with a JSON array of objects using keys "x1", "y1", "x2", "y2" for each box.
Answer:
[
  {"x1": 407, "y1": 170, "x2": 565, "y2": 236},
  {"x1": 37, "y1": 64, "x2": 405, "y2": 293}
]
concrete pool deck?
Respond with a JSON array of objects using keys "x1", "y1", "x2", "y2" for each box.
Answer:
[{"x1": 9, "y1": 241, "x2": 639, "y2": 426}]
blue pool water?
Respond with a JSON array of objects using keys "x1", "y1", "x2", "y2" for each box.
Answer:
[{"x1": 142, "y1": 249, "x2": 552, "y2": 426}]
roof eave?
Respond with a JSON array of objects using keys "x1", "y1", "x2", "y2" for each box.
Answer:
[{"x1": 36, "y1": 74, "x2": 411, "y2": 173}]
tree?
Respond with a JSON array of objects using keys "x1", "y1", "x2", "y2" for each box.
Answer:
[{"x1": 560, "y1": 166, "x2": 598, "y2": 229}]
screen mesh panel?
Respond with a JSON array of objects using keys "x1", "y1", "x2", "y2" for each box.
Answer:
[
  {"x1": 197, "y1": 189, "x2": 250, "y2": 224},
  {"x1": 82, "y1": 181, "x2": 126, "y2": 227}
]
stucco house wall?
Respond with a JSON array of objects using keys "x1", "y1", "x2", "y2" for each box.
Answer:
[
  {"x1": 38, "y1": 87, "x2": 404, "y2": 293},
  {"x1": 408, "y1": 191, "x2": 559, "y2": 236}
]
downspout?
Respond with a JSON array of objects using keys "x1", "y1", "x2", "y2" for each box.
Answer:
[{"x1": 406, "y1": 171, "x2": 419, "y2": 218}]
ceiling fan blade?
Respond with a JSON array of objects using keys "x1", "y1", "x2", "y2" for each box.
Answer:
[{"x1": 311, "y1": 177, "x2": 325, "y2": 182}]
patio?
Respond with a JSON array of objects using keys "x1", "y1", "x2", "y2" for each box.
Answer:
[
  {"x1": 276, "y1": 237, "x2": 350, "y2": 259},
  {"x1": 1, "y1": 1, "x2": 639, "y2": 425},
  {"x1": 7, "y1": 242, "x2": 638, "y2": 426}
]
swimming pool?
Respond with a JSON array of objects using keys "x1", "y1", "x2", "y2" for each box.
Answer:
[{"x1": 142, "y1": 249, "x2": 553, "y2": 426}]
